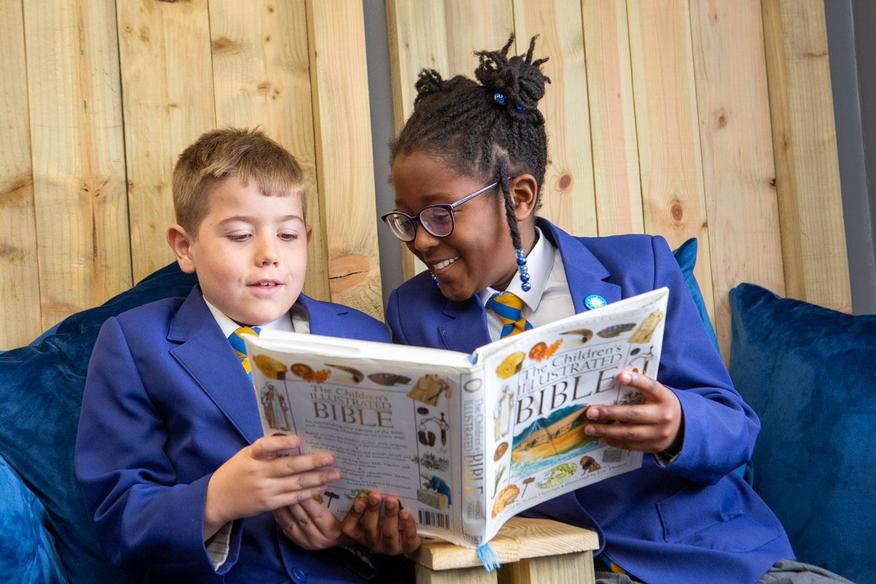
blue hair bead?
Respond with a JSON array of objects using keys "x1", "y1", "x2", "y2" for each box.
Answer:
[
  {"x1": 521, "y1": 273, "x2": 530, "y2": 283},
  {"x1": 514, "y1": 104, "x2": 526, "y2": 113},
  {"x1": 516, "y1": 257, "x2": 526, "y2": 266},
  {"x1": 493, "y1": 92, "x2": 507, "y2": 106},
  {"x1": 521, "y1": 281, "x2": 532, "y2": 292}
]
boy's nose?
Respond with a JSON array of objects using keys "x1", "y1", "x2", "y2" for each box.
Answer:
[{"x1": 256, "y1": 238, "x2": 279, "y2": 266}]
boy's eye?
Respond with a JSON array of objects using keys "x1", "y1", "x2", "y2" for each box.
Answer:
[
  {"x1": 226, "y1": 233, "x2": 252, "y2": 242},
  {"x1": 278, "y1": 232, "x2": 299, "y2": 242}
]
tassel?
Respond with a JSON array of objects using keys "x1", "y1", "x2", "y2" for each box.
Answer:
[{"x1": 476, "y1": 543, "x2": 501, "y2": 572}]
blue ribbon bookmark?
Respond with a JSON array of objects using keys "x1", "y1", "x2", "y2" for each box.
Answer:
[{"x1": 476, "y1": 543, "x2": 501, "y2": 572}]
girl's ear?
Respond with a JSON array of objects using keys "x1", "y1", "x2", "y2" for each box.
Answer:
[
  {"x1": 167, "y1": 224, "x2": 196, "y2": 274},
  {"x1": 510, "y1": 174, "x2": 539, "y2": 221}
]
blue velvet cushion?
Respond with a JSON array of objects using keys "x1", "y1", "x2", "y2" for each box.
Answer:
[
  {"x1": 0, "y1": 263, "x2": 196, "y2": 583},
  {"x1": 729, "y1": 283, "x2": 876, "y2": 583},
  {"x1": 672, "y1": 237, "x2": 719, "y2": 351},
  {"x1": 0, "y1": 455, "x2": 67, "y2": 583}
]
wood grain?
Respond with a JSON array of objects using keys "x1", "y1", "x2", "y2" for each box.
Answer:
[
  {"x1": 581, "y1": 0, "x2": 644, "y2": 236},
  {"x1": 627, "y1": 0, "x2": 715, "y2": 320},
  {"x1": 689, "y1": 0, "x2": 786, "y2": 358},
  {"x1": 307, "y1": 0, "x2": 382, "y2": 317},
  {"x1": 24, "y1": 0, "x2": 131, "y2": 329},
  {"x1": 514, "y1": 0, "x2": 597, "y2": 237},
  {"x1": 117, "y1": 0, "x2": 215, "y2": 281},
  {"x1": 0, "y1": 0, "x2": 41, "y2": 347},
  {"x1": 209, "y1": 0, "x2": 330, "y2": 300},
  {"x1": 762, "y1": 0, "x2": 851, "y2": 311}
]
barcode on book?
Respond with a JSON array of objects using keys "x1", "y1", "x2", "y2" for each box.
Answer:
[{"x1": 418, "y1": 509, "x2": 450, "y2": 529}]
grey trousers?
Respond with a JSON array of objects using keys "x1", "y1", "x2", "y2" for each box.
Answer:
[{"x1": 594, "y1": 559, "x2": 853, "y2": 584}]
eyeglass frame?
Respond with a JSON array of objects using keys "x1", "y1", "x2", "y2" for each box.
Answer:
[{"x1": 381, "y1": 179, "x2": 505, "y2": 242}]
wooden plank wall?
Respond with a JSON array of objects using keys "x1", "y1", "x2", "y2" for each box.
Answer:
[
  {"x1": 386, "y1": 0, "x2": 850, "y2": 357},
  {"x1": 0, "y1": 0, "x2": 851, "y2": 353}
]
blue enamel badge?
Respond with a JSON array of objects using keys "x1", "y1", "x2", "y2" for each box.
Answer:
[{"x1": 584, "y1": 294, "x2": 607, "y2": 310}]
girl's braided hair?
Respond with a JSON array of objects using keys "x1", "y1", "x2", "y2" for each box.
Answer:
[{"x1": 391, "y1": 34, "x2": 550, "y2": 253}]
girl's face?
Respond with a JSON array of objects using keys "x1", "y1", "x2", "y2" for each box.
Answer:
[{"x1": 391, "y1": 151, "x2": 527, "y2": 302}]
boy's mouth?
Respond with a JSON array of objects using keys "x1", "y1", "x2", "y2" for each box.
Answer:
[
  {"x1": 248, "y1": 279, "x2": 283, "y2": 288},
  {"x1": 429, "y1": 257, "x2": 459, "y2": 273}
]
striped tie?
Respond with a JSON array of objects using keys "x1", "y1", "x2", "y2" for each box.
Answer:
[
  {"x1": 228, "y1": 326, "x2": 261, "y2": 375},
  {"x1": 486, "y1": 292, "x2": 533, "y2": 338}
]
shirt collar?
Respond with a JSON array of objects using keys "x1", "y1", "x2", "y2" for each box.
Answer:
[
  {"x1": 203, "y1": 296, "x2": 293, "y2": 339},
  {"x1": 478, "y1": 226, "x2": 555, "y2": 312}
]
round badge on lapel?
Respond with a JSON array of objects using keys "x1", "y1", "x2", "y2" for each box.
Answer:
[{"x1": 584, "y1": 294, "x2": 607, "y2": 310}]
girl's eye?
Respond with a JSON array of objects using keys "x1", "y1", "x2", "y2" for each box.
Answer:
[{"x1": 226, "y1": 233, "x2": 252, "y2": 242}]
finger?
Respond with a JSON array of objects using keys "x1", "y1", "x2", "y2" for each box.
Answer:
[
  {"x1": 250, "y1": 434, "x2": 301, "y2": 459},
  {"x1": 273, "y1": 485, "x2": 329, "y2": 509},
  {"x1": 272, "y1": 469, "x2": 341, "y2": 495},
  {"x1": 398, "y1": 508, "x2": 422, "y2": 553},
  {"x1": 616, "y1": 370, "x2": 665, "y2": 398},
  {"x1": 340, "y1": 497, "x2": 367, "y2": 543},
  {"x1": 381, "y1": 497, "x2": 402, "y2": 555},
  {"x1": 586, "y1": 403, "x2": 663, "y2": 424},
  {"x1": 266, "y1": 453, "x2": 336, "y2": 478},
  {"x1": 360, "y1": 492, "x2": 383, "y2": 548},
  {"x1": 585, "y1": 422, "x2": 657, "y2": 444},
  {"x1": 299, "y1": 496, "x2": 341, "y2": 540}
]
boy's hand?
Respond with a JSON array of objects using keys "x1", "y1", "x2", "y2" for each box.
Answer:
[
  {"x1": 340, "y1": 491, "x2": 421, "y2": 555},
  {"x1": 583, "y1": 370, "x2": 683, "y2": 454},
  {"x1": 204, "y1": 435, "x2": 340, "y2": 538},
  {"x1": 274, "y1": 497, "x2": 346, "y2": 550}
]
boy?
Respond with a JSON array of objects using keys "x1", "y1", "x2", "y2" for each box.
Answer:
[{"x1": 75, "y1": 129, "x2": 413, "y2": 582}]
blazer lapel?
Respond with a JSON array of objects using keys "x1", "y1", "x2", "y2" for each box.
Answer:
[
  {"x1": 438, "y1": 298, "x2": 492, "y2": 354},
  {"x1": 298, "y1": 294, "x2": 347, "y2": 335},
  {"x1": 167, "y1": 287, "x2": 264, "y2": 444},
  {"x1": 538, "y1": 218, "x2": 622, "y2": 313}
]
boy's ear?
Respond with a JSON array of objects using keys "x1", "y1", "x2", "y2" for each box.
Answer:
[
  {"x1": 167, "y1": 224, "x2": 196, "y2": 274},
  {"x1": 510, "y1": 174, "x2": 538, "y2": 221}
]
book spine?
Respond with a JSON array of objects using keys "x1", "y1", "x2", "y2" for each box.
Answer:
[{"x1": 460, "y1": 368, "x2": 487, "y2": 546}]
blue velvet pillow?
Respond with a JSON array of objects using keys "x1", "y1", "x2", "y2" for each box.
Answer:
[
  {"x1": 0, "y1": 455, "x2": 67, "y2": 583},
  {"x1": 0, "y1": 263, "x2": 196, "y2": 583},
  {"x1": 729, "y1": 283, "x2": 876, "y2": 583},
  {"x1": 672, "y1": 237, "x2": 719, "y2": 351}
]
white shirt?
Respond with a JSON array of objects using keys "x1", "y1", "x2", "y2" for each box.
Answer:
[{"x1": 479, "y1": 226, "x2": 576, "y2": 341}]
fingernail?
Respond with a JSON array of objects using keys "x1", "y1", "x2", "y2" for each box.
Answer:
[
  {"x1": 585, "y1": 425, "x2": 597, "y2": 436},
  {"x1": 353, "y1": 500, "x2": 364, "y2": 513},
  {"x1": 587, "y1": 408, "x2": 599, "y2": 420},
  {"x1": 321, "y1": 455, "x2": 333, "y2": 465},
  {"x1": 622, "y1": 372, "x2": 633, "y2": 383}
]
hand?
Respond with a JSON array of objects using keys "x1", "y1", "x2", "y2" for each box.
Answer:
[
  {"x1": 583, "y1": 370, "x2": 683, "y2": 454},
  {"x1": 340, "y1": 491, "x2": 421, "y2": 555},
  {"x1": 274, "y1": 496, "x2": 347, "y2": 550},
  {"x1": 204, "y1": 435, "x2": 340, "y2": 538}
]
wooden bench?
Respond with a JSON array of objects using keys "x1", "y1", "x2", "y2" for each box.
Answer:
[{"x1": 410, "y1": 517, "x2": 599, "y2": 584}]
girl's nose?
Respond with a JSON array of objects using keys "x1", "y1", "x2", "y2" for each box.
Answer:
[{"x1": 411, "y1": 224, "x2": 439, "y2": 254}]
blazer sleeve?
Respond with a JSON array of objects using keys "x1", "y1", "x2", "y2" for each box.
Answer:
[
  {"x1": 385, "y1": 288, "x2": 410, "y2": 345},
  {"x1": 650, "y1": 236, "x2": 760, "y2": 485},
  {"x1": 75, "y1": 317, "x2": 242, "y2": 576}
]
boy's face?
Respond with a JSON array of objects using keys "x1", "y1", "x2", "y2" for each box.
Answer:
[{"x1": 168, "y1": 176, "x2": 310, "y2": 326}]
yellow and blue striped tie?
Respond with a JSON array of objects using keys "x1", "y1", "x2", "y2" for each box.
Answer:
[
  {"x1": 228, "y1": 326, "x2": 261, "y2": 375},
  {"x1": 486, "y1": 292, "x2": 533, "y2": 338}
]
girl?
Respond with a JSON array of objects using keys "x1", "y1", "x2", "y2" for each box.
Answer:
[{"x1": 378, "y1": 36, "x2": 845, "y2": 584}]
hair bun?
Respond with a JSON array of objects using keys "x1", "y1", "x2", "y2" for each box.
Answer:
[{"x1": 474, "y1": 34, "x2": 550, "y2": 120}]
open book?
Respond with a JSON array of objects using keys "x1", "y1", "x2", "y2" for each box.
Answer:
[{"x1": 243, "y1": 287, "x2": 668, "y2": 548}]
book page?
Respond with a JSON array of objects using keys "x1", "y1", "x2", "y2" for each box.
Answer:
[
  {"x1": 243, "y1": 333, "x2": 475, "y2": 545},
  {"x1": 477, "y1": 288, "x2": 669, "y2": 542}
]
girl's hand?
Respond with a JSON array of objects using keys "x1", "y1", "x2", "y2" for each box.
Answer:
[
  {"x1": 583, "y1": 370, "x2": 683, "y2": 454},
  {"x1": 274, "y1": 496, "x2": 347, "y2": 550},
  {"x1": 204, "y1": 435, "x2": 340, "y2": 538},
  {"x1": 340, "y1": 491, "x2": 421, "y2": 555}
]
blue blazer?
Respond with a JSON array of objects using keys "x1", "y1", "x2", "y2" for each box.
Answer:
[
  {"x1": 386, "y1": 218, "x2": 793, "y2": 584},
  {"x1": 75, "y1": 286, "x2": 389, "y2": 583}
]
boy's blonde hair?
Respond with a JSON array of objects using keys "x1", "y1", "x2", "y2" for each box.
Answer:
[{"x1": 172, "y1": 128, "x2": 305, "y2": 236}]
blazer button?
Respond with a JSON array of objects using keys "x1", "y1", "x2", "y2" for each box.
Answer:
[{"x1": 291, "y1": 567, "x2": 308, "y2": 583}]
